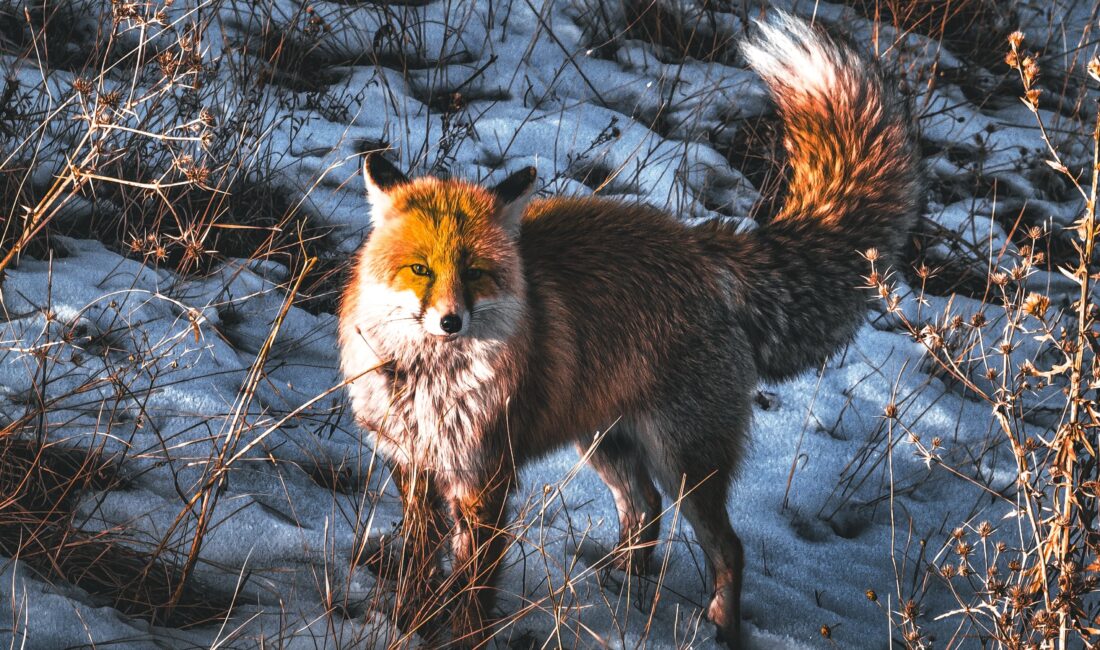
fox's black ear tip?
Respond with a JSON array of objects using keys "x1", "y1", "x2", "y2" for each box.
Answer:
[
  {"x1": 491, "y1": 166, "x2": 538, "y2": 204},
  {"x1": 362, "y1": 152, "x2": 408, "y2": 189},
  {"x1": 361, "y1": 151, "x2": 385, "y2": 173}
]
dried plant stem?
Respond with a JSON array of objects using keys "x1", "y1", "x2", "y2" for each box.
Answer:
[
  {"x1": 0, "y1": 131, "x2": 91, "y2": 275},
  {"x1": 1053, "y1": 99, "x2": 1099, "y2": 649}
]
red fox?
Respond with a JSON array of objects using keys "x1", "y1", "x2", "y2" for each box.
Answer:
[{"x1": 339, "y1": 11, "x2": 920, "y2": 648}]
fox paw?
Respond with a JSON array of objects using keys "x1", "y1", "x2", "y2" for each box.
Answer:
[{"x1": 708, "y1": 593, "x2": 743, "y2": 649}]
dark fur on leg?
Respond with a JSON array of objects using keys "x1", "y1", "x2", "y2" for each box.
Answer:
[
  {"x1": 445, "y1": 472, "x2": 513, "y2": 648},
  {"x1": 580, "y1": 435, "x2": 662, "y2": 574}
]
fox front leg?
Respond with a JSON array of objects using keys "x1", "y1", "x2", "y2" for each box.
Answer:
[
  {"x1": 445, "y1": 476, "x2": 512, "y2": 648},
  {"x1": 387, "y1": 463, "x2": 451, "y2": 636}
]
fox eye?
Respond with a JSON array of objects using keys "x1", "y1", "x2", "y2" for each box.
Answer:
[
  {"x1": 410, "y1": 264, "x2": 431, "y2": 276},
  {"x1": 461, "y1": 268, "x2": 484, "y2": 281}
]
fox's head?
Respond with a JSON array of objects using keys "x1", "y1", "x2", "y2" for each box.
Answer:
[{"x1": 351, "y1": 154, "x2": 534, "y2": 351}]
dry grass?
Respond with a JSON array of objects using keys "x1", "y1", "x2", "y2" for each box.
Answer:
[
  {"x1": 0, "y1": 432, "x2": 233, "y2": 626},
  {"x1": 859, "y1": 27, "x2": 1100, "y2": 647}
]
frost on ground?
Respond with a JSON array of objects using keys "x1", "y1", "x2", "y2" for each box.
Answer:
[{"x1": 0, "y1": 0, "x2": 1096, "y2": 648}]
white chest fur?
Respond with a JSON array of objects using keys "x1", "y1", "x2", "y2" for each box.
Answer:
[{"x1": 343, "y1": 324, "x2": 513, "y2": 480}]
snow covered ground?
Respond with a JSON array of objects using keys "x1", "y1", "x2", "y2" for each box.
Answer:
[{"x1": 0, "y1": 0, "x2": 1096, "y2": 647}]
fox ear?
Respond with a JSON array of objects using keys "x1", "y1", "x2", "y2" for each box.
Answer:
[
  {"x1": 362, "y1": 153, "x2": 409, "y2": 225},
  {"x1": 490, "y1": 166, "x2": 537, "y2": 235}
]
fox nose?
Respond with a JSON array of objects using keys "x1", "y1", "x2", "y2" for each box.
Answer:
[{"x1": 439, "y1": 314, "x2": 463, "y2": 334}]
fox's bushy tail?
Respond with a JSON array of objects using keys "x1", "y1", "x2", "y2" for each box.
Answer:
[{"x1": 711, "y1": 12, "x2": 921, "y2": 382}]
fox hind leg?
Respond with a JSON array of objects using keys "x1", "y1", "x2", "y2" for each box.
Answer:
[
  {"x1": 579, "y1": 434, "x2": 662, "y2": 574},
  {"x1": 641, "y1": 414, "x2": 746, "y2": 648},
  {"x1": 675, "y1": 475, "x2": 743, "y2": 646}
]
